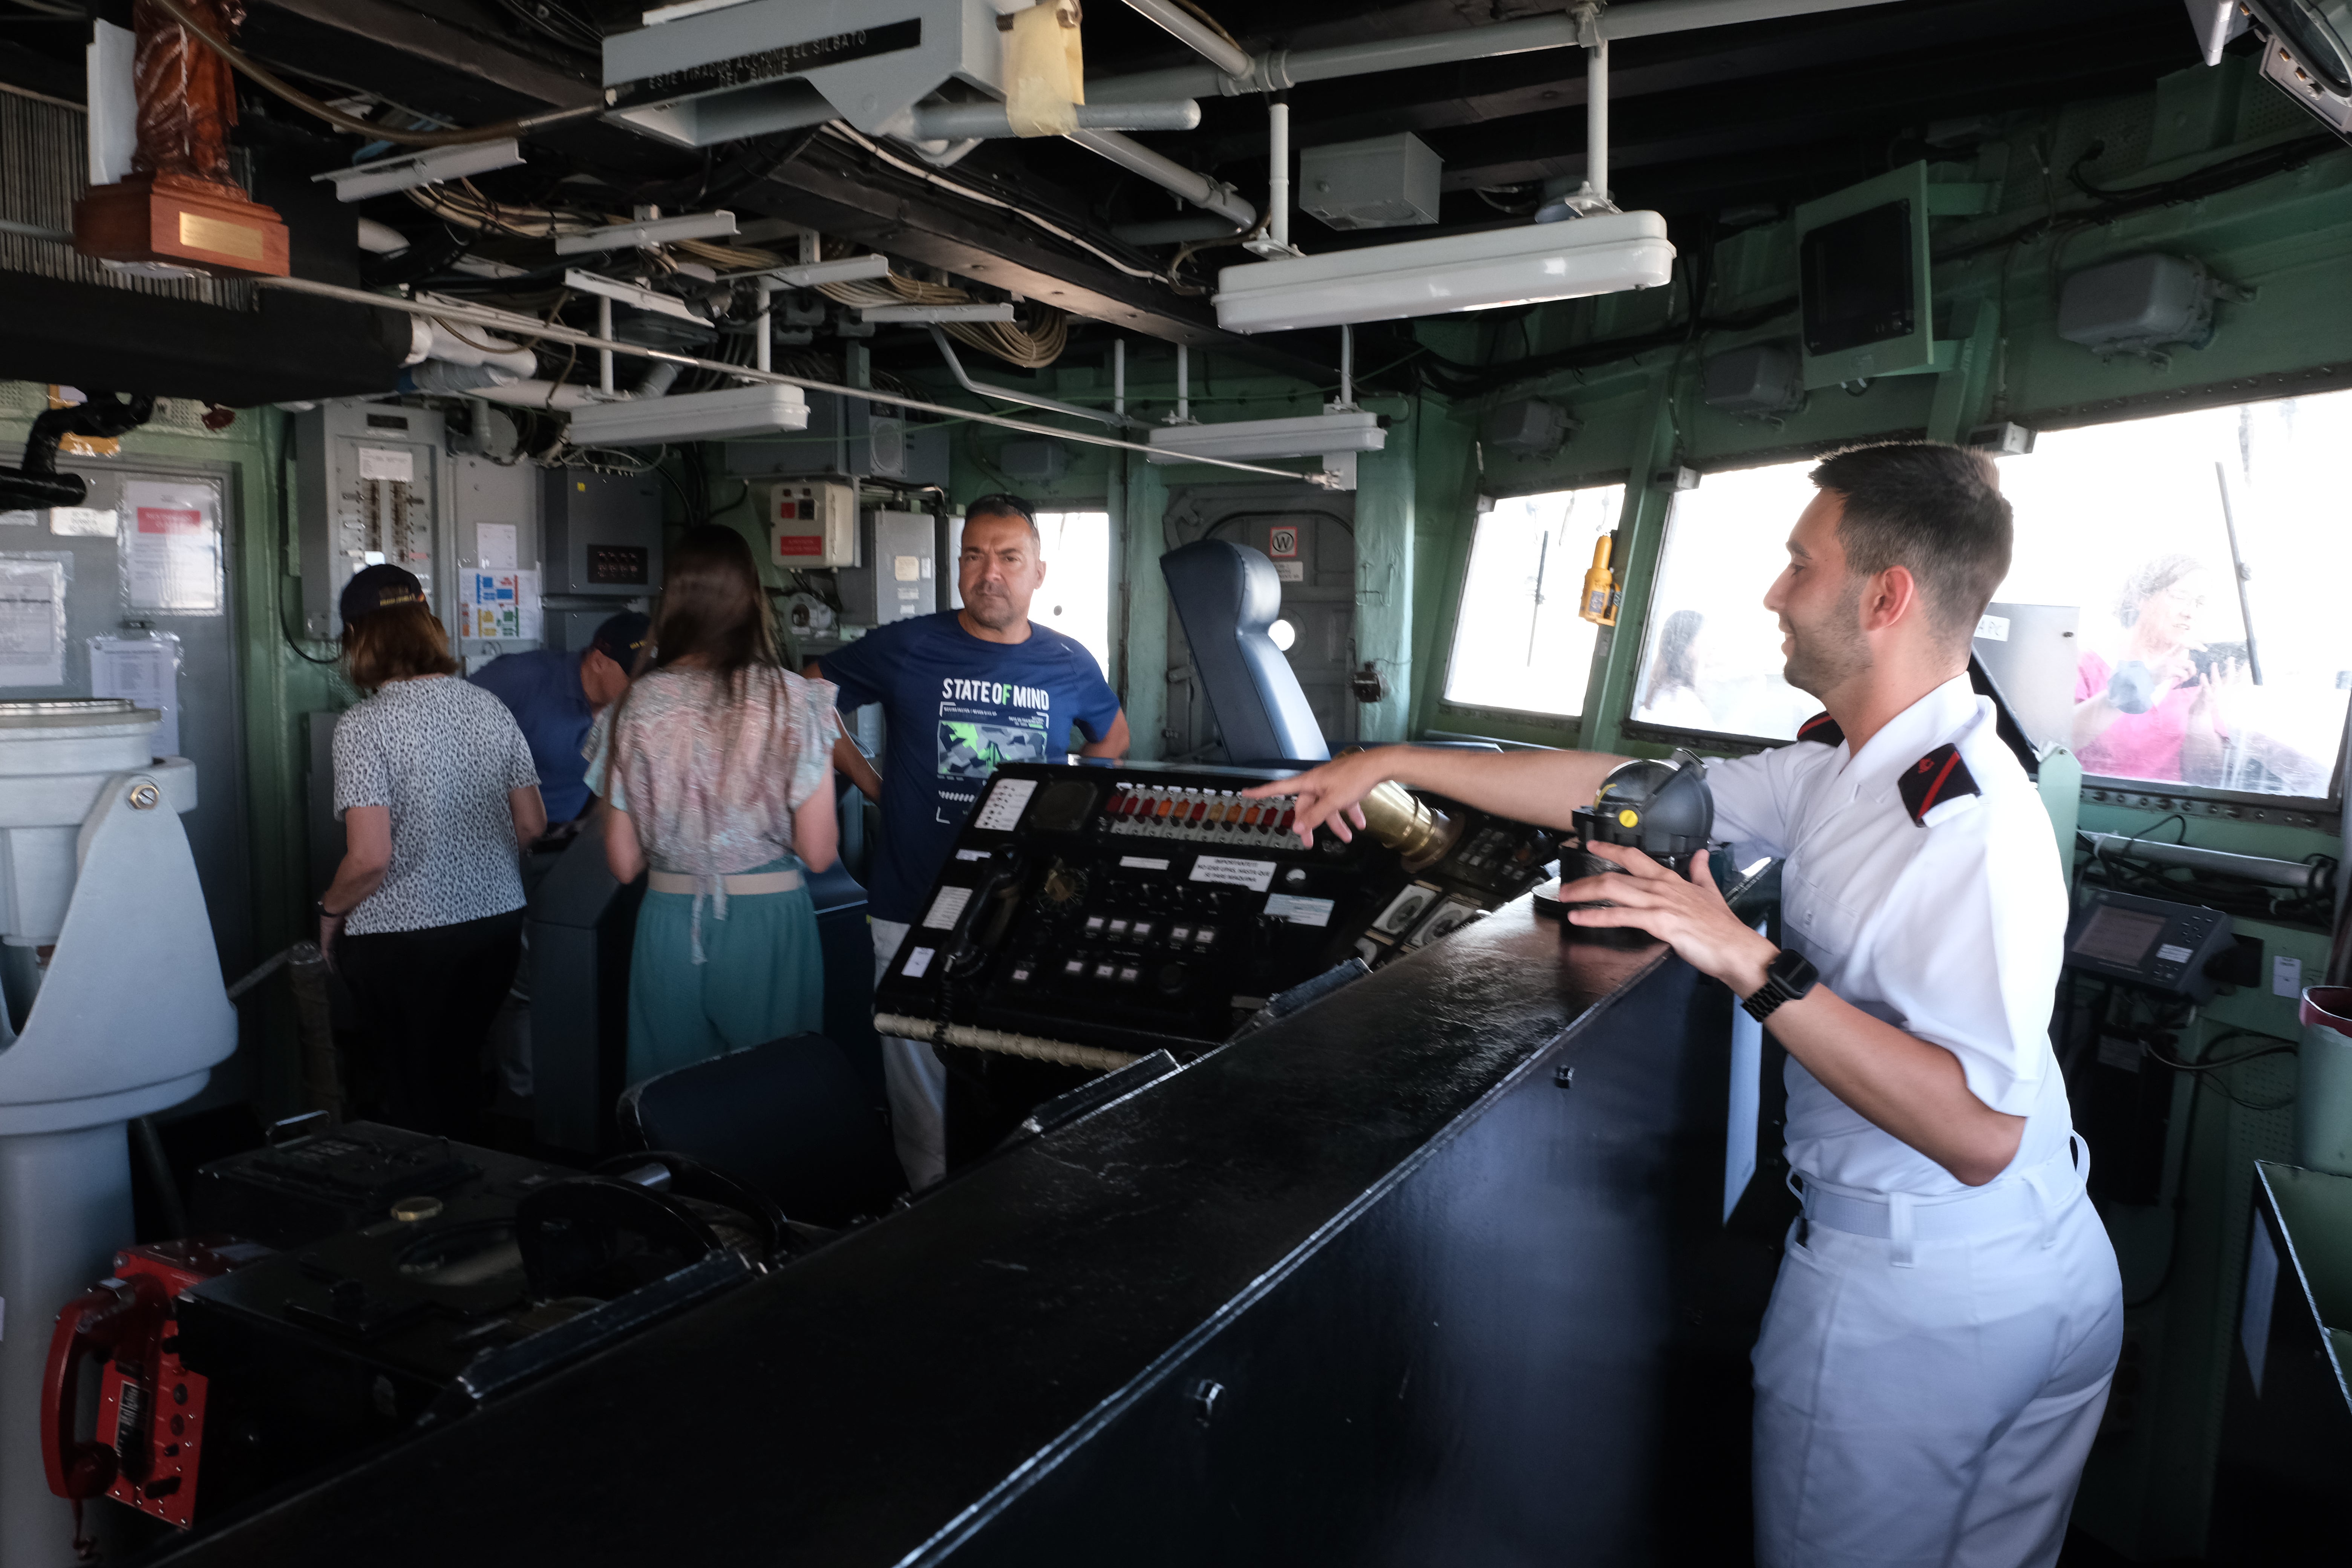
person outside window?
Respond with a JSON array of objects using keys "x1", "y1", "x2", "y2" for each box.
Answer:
[
  {"x1": 1635, "y1": 609, "x2": 1716, "y2": 730},
  {"x1": 2073, "y1": 553, "x2": 2327, "y2": 792},
  {"x1": 319, "y1": 565, "x2": 547, "y2": 1139},
  {"x1": 809, "y1": 494, "x2": 1128, "y2": 1190},
  {"x1": 587, "y1": 525, "x2": 838, "y2": 1086}
]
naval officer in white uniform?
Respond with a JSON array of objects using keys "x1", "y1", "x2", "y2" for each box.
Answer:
[{"x1": 1255, "y1": 441, "x2": 2122, "y2": 1568}]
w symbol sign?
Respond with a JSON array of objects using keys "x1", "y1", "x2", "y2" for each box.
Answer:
[{"x1": 1267, "y1": 526, "x2": 1300, "y2": 559}]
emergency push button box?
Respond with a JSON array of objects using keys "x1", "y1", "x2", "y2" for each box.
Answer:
[{"x1": 767, "y1": 480, "x2": 858, "y2": 567}]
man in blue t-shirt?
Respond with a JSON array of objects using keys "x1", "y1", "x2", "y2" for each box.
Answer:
[
  {"x1": 469, "y1": 611, "x2": 648, "y2": 825},
  {"x1": 812, "y1": 494, "x2": 1127, "y2": 1188}
]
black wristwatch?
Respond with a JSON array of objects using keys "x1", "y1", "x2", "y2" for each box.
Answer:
[
  {"x1": 1741, "y1": 947, "x2": 1819, "y2": 1022},
  {"x1": 314, "y1": 899, "x2": 342, "y2": 923}
]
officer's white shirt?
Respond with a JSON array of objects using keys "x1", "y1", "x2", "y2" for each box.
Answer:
[{"x1": 1705, "y1": 674, "x2": 2075, "y2": 1197}]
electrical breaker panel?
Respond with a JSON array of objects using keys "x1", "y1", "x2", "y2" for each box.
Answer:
[
  {"x1": 296, "y1": 404, "x2": 446, "y2": 638},
  {"x1": 838, "y1": 509, "x2": 936, "y2": 627},
  {"x1": 768, "y1": 480, "x2": 859, "y2": 567}
]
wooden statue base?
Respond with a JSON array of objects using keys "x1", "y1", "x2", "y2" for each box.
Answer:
[{"x1": 73, "y1": 173, "x2": 289, "y2": 279}]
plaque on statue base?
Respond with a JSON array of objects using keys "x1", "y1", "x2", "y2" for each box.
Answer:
[{"x1": 73, "y1": 172, "x2": 289, "y2": 279}]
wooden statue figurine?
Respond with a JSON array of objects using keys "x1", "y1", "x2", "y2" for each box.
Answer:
[{"x1": 73, "y1": 0, "x2": 291, "y2": 278}]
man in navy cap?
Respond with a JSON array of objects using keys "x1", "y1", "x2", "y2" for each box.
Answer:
[{"x1": 469, "y1": 611, "x2": 648, "y2": 827}]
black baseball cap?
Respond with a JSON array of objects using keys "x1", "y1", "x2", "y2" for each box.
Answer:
[
  {"x1": 590, "y1": 611, "x2": 651, "y2": 670},
  {"x1": 339, "y1": 564, "x2": 426, "y2": 626}
]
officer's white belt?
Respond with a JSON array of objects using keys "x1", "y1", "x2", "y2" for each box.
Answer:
[{"x1": 1796, "y1": 1139, "x2": 2086, "y2": 1249}]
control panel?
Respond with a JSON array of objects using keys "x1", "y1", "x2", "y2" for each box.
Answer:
[
  {"x1": 874, "y1": 763, "x2": 1559, "y2": 1061},
  {"x1": 2063, "y1": 887, "x2": 2234, "y2": 1000}
]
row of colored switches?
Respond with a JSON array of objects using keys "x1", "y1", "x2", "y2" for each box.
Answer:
[{"x1": 1108, "y1": 791, "x2": 1297, "y2": 835}]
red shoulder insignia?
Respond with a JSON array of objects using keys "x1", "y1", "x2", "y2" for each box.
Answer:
[
  {"x1": 1898, "y1": 742, "x2": 1979, "y2": 825},
  {"x1": 1796, "y1": 711, "x2": 1845, "y2": 747}
]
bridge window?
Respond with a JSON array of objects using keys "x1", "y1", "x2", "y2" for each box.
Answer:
[
  {"x1": 1443, "y1": 484, "x2": 1626, "y2": 720},
  {"x1": 1633, "y1": 393, "x2": 2352, "y2": 804},
  {"x1": 1995, "y1": 394, "x2": 2352, "y2": 802},
  {"x1": 1031, "y1": 510, "x2": 1115, "y2": 680},
  {"x1": 1632, "y1": 461, "x2": 1821, "y2": 743}
]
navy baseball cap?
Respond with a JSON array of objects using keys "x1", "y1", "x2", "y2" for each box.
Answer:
[
  {"x1": 590, "y1": 611, "x2": 651, "y2": 670},
  {"x1": 339, "y1": 564, "x2": 426, "y2": 625}
]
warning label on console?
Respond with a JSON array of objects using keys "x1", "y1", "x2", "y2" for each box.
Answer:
[{"x1": 1188, "y1": 856, "x2": 1276, "y2": 893}]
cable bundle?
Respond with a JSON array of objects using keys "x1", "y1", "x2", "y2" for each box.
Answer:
[{"x1": 813, "y1": 268, "x2": 1067, "y2": 369}]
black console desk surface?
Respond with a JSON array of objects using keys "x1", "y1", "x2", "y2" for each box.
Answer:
[{"x1": 149, "y1": 897, "x2": 1776, "y2": 1568}]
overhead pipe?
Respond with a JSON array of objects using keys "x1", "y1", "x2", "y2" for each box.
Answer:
[
  {"x1": 597, "y1": 296, "x2": 614, "y2": 396},
  {"x1": 2083, "y1": 831, "x2": 2333, "y2": 893},
  {"x1": 1266, "y1": 99, "x2": 1291, "y2": 251},
  {"x1": 910, "y1": 99, "x2": 1201, "y2": 139},
  {"x1": 255, "y1": 271, "x2": 1309, "y2": 480},
  {"x1": 1066, "y1": 128, "x2": 1256, "y2": 231},
  {"x1": 1586, "y1": 29, "x2": 1609, "y2": 204},
  {"x1": 929, "y1": 325, "x2": 1138, "y2": 430},
  {"x1": 1112, "y1": 215, "x2": 1246, "y2": 245},
  {"x1": 1090, "y1": 0, "x2": 1922, "y2": 102},
  {"x1": 1122, "y1": 0, "x2": 1253, "y2": 77}
]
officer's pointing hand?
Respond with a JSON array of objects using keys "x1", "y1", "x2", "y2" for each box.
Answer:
[
  {"x1": 1560, "y1": 842, "x2": 1778, "y2": 996},
  {"x1": 1243, "y1": 755, "x2": 1372, "y2": 847}
]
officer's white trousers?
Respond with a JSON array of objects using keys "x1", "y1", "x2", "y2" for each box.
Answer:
[
  {"x1": 870, "y1": 917, "x2": 948, "y2": 1191},
  {"x1": 1753, "y1": 1169, "x2": 2124, "y2": 1568}
]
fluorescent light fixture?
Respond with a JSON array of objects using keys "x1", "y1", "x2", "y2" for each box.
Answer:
[
  {"x1": 860, "y1": 303, "x2": 1016, "y2": 323},
  {"x1": 1146, "y1": 410, "x2": 1385, "y2": 464},
  {"x1": 565, "y1": 383, "x2": 809, "y2": 446},
  {"x1": 554, "y1": 209, "x2": 739, "y2": 254},
  {"x1": 560, "y1": 268, "x2": 704, "y2": 325},
  {"x1": 1211, "y1": 211, "x2": 1675, "y2": 333},
  {"x1": 313, "y1": 139, "x2": 524, "y2": 203}
]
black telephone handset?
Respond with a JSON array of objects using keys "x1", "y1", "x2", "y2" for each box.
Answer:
[{"x1": 944, "y1": 854, "x2": 1029, "y2": 978}]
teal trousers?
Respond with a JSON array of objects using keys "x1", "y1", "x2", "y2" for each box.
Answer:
[{"x1": 625, "y1": 865, "x2": 823, "y2": 1087}]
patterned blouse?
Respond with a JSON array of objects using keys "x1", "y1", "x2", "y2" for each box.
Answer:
[
  {"x1": 585, "y1": 663, "x2": 836, "y2": 889},
  {"x1": 332, "y1": 675, "x2": 541, "y2": 936}
]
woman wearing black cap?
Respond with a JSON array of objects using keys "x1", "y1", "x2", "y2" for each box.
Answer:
[{"x1": 317, "y1": 564, "x2": 548, "y2": 1139}]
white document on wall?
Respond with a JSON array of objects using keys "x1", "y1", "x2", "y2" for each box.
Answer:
[
  {"x1": 90, "y1": 634, "x2": 182, "y2": 756},
  {"x1": 476, "y1": 522, "x2": 518, "y2": 570},
  {"x1": 0, "y1": 557, "x2": 68, "y2": 686},
  {"x1": 122, "y1": 479, "x2": 223, "y2": 614}
]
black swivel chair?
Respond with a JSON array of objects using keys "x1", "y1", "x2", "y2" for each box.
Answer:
[{"x1": 616, "y1": 1034, "x2": 906, "y2": 1228}]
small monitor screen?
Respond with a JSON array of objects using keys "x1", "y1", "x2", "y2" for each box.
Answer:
[
  {"x1": 1801, "y1": 199, "x2": 1916, "y2": 356},
  {"x1": 2071, "y1": 905, "x2": 2168, "y2": 968}
]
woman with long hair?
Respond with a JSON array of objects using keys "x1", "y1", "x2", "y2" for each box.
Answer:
[
  {"x1": 588, "y1": 525, "x2": 839, "y2": 1084},
  {"x1": 321, "y1": 565, "x2": 547, "y2": 1138}
]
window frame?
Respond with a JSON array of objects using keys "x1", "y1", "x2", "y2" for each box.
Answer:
[{"x1": 1435, "y1": 478, "x2": 1628, "y2": 726}]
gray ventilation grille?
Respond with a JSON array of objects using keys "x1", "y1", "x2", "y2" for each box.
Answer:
[{"x1": 0, "y1": 81, "x2": 256, "y2": 312}]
